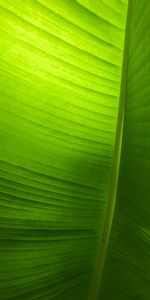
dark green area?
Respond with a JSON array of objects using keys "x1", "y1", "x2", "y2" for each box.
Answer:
[{"x1": 98, "y1": 1, "x2": 150, "y2": 299}]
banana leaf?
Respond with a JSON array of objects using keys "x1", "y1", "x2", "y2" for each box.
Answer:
[{"x1": 0, "y1": 0, "x2": 149, "y2": 299}]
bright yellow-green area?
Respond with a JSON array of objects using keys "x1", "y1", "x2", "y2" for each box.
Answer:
[{"x1": 0, "y1": 1, "x2": 128, "y2": 299}]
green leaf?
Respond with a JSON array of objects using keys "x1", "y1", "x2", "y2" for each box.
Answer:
[{"x1": 0, "y1": 1, "x2": 149, "y2": 300}]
